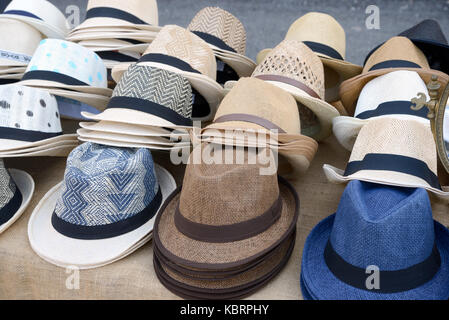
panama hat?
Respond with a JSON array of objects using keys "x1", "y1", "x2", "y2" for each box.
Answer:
[
  {"x1": 324, "y1": 117, "x2": 449, "y2": 200},
  {"x1": 28, "y1": 142, "x2": 176, "y2": 269},
  {"x1": 339, "y1": 37, "x2": 449, "y2": 115},
  {"x1": 333, "y1": 70, "x2": 431, "y2": 151},
  {"x1": 257, "y1": 12, "x2": 362, "y2": 103},
  {"x1": 0, "y1": 0, "x2": 69, "y2": 39},
  {"x1": 0, "y1": 159, "x2": 34, "y2": 234},
  {"x1": 0, "y1": 85, "x2": 78, "y2": 152},
  {"x1": 301, "y1": 180, "x2": 449, "y2": 300},
  {"x1": 111, "y1": 25, "x2": 224, "y2": 121},
  {"x1": 71, "y1": 0, "x2": 161, "y2": 33},
  {"x1": 250, "y1": 40, "x2": 340, "y2": 141},
  {"x1": 187, "y1": 7, "x2": 256, "y2": 81}
]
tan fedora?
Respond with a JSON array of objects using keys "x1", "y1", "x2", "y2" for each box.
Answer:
[
  {"x1": 111, "y1": 25, "x2": 224, "y2": 121},
  {"x1": 257, "y1": 12, "x2": 362, "y2": 103},
  {"x1": 339, "y1": 36, "x2": 449, "y2": 115},
  {"x1": 323, "y1": 117, "x2": 449, "y2": 200},
  {"x1": 153, "y1": 144, "x2": 299, "y2": 270},
  {"x1": 187, "y1": 7, "x2": 256, "y2": 78},
  {"x1": 251, "y1": 40, "x2": 340, "y2": 141}
]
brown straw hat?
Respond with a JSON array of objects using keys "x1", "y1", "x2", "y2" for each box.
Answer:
[
  {"x1": 323, "y1": 117, "x2": 449, "y2": 200},
  {"x1": 153, "y1": 145, "x2": 299, "y2": 270},
  {"x1": 339, "y1": 36, "x2": 449, "y2": 115},
  {"x1": 187, "y1": 7, "x2": 256, "y2": 78},
  {"x1": 257, "y1": 12, "x2": 362, "y2": 102}
]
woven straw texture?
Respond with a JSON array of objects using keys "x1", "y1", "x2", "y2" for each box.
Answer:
[
  {"x1": 0, "y1": 159, "x2": 15, "y2": 209},
  {"x1": 144, "y1": 25, "x2": 217, "y2": 80},
  {"x1": 85, "y1": 0, "x2": 158, "y2": 25},
  {"x1": 187, "y1": 7, "x2": 246, "y2": 55},
  {"x1": 253, "y1": 40, "x2": 325, "y2": 99}
]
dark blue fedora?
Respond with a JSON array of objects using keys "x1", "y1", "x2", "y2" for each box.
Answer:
[{"x1": 301, "y1": 180, "x2": 449, "y2": 300}]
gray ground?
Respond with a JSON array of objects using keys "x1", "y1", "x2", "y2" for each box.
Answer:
[{"x1": 7, "y1": 0, "x2": 449, "y2": 65}]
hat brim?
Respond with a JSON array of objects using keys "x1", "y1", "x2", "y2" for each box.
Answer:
[
  {"x1": 301, "y1": 214, "x2": 449, "y2": 299},
  {"x1": 208, "y1": 45, "x2": 256, "y2": 77},
  {"x1": 322, "y1": 164, "x2": 449, "y2": 200},
  {"x1": 17, "y1": 79, "x2": 112, "y2": 97},
  {"x1": 77, "y1": 136, "x2": 190, "y2": 151},
  {"x1": 0, "y1": 140, "x2": 79, "y2": 156},
  {"x1": 0, "y1": 134, "x2": 78, "y2": 152},
  {"x1": 67, "y1": 31, "x2": 157, "y2": 43},
  {"x1": 0, "y1": 169, "x2": 34, "y2": 234},
  {"x1": 72, "y1": 18, "x2": 162, "y2": 33},
  {"x1": 340, "y1": 67, "x2": 449, "y2": 115},
  {"x1": 0, "y1": 15, "x2": 67, "y2": 39},
  {"x1": 27, "y1": 164, "x2": 176, "y2": 269},
  {"x1": 0, "y1": 144, "x2": 78, "y2": 158},
  {"x1": 154, "y1": 176, "x2": 298, "y2": 270}
]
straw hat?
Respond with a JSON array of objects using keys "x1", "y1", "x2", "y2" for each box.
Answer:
[
  {"x1": 339, "y1": 37, "x2": 449, "y2": 115},
  {"x1": 333, "y1": 70, "x2": 430, "y2": 151},
  {"x1": 0, "y1": 85, "x2": 78, "y2": 152},
  {"x1": 187, "y1": 7, "x2": 256, "y2": 79},
  {"x1": 257, "y1": 12, "x2": 362, "y2": 102},
  {"x1": 28, "y1": 142, "x2": 176, "y2": 269},
  {"x1": 301, "y1": 180, "x2": 449, "y2": 300},
  {"x1": 111, "y1": 25, "x2": 224, "y2": 121},
  {"x1": 71, "y1": 0, "x2": 161, "y2": 33},
  {"x1": 0, "y1": 0, "x2": 69, "y2": 38},
  {"x1": 0, "y1": 159, "x2": 34, "y2": 234},
  {"x1": 323, "y1": 117, "x2": 449, "y2": 200},
  {"x1": 154, "y1": 144, "x2": 299, "y2": 269},
  {"x1": 251, "y1": 40, "x2": 340, "y2": 141}
]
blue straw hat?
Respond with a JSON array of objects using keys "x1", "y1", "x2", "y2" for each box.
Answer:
[{"x1": 301, "y1": 180, "x2": 449, "y2": 300}]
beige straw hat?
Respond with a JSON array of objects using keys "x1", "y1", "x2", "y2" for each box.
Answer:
[
  {"x1": 257, "y1": 12, "x2": 362, "y2": 103},
  {"x1": 153, "y1": 144, "x2": 299, "y2": 270},
  {"x1": 249, "y1": 40, "x2": 340, "y2": 141},
  {"x1": 339, "y1": 36, "x2": 449, "y2": 115},
  {"x1": 187, "y1": 7, "x2": 256, "y2": 78},
  {"x1": 111, "y1": 25, "x2": 224, "y2": 121},
  {"x1": 323, "y1": 117, "x2": 449, "y2": 200}
]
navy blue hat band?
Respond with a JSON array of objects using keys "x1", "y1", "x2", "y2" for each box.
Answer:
[
  {"x1": 3, "y1": 10, "x2": 42, "y2": 20},
  {"x1": 356, "y1": 101, "x2": 429, "y2": 120},
  {"x1": 0, "y1": 127, "x2": 63, "y2": 142},
  {"x1": 0, "y1": 188, "x2": 22, "y2": 226},
  {"x1": 138, "y1": 53, "x2": 201, "y2": 75},
  {"x1": 191, "y1": 31, "x2": 237, "y2": 53},
  {"x1": 303, "y1": 41, "x2": 344, "y2": 61},
  {"x1": 97, "y1": 51, "x2": 139, "y2": 63},
  {"x1": 368, "y1": 60, "x2": 421, "y2": 71},
  {"x1": 22, "y1": 70, "x2": 90, "y2": 87},
  {"x1": 85, "y1": 7, "x2": 149, "y2": 25}
]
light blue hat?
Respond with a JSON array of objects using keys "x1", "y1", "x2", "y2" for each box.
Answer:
[{"x1": 301, "y1": 180, "x2": 449, "y2": 300}]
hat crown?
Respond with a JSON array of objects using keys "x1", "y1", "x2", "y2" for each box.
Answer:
[
  {"x1": 399, "y1": 19, "x2": 448, "y2": 45},
  {"x1": 0, "y1": 85, "x2": 61, "y2": 134},
  {"x1": 354, "y1": 70, "x2": 429, "y2": 117},
  {"x1": 112, "y1": 65, "x2": 193, "y2": 119},
  {"x1": 179, "y1": 146, "x2": 279, "y2": 226},
  {"x1": 330, "y1": 180, "x2": 435, "y2": 270},
  {"x1": 285, "y1": 12, "x2": 346, "y2": 59},
  {"x1": 145, "y1": 25, "x2": 217, "y2": 80},
  {"x1": 253, "y1": 40, "x2": 325, "y2": 99},
  {"x1": 55, "y1": 143, "x2": 160, "y2": 227},
  {"x1": 0, "y1": 159, "x2": 17, "y2": 212},
  {"x1": 187, "y1": 6, "x2": 247, "y2": 55},
  {"x1": 0, "y1": 18, "x2": 43, "y2": 59},
  {"x1": 214, "y1": 77, "x2": 301, "y2": 133},
  {"x1": 363, "y1": 37, "x2": 429, "y2": 73}
]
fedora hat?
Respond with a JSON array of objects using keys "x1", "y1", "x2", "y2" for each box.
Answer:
[
  {"x1": 257, "y1": 12, "x2": 362, "y2": 102},
  {"x1": 0, "y1": 85, "x2": 78, "y2": 152},
  {"x1": 111, "y1": 25, "x2": 224, "y2": 121},
  {"x1": 251, "y1": 40, "x2": 340, "y2": 141},
  {"x1": 19, "y1": 39, "x2": 112, "y2": 97},
  {"x1": 28, "y1": 142, "x2": 176, "y2": 269},
  {"x1": 323, "y1": 117, "x2": 449, "y2": 200},
  {"x1": 0, "y1": 159, "x2": 34, "y2": 234},
  {"x1": 187, "y1": 7, "x2": 256, "y2": 80},
  {"x1": 340, "y1": 37, "x2": 449, "y2": 115},
  {"x1": 0, "y1": 18, "x2": 43, "y2": 67},
  {"x1": 364, "y1": 19, "x2": 449, "y2": 75},
  {"x1": 72, "y1": 0, "x2": 161, "y2": 33},
  {"x1": 0, "y1": 0, "x2": 69, "y2": 38},
  {"x1": 301, "y1": 180, "x2": 449, "y2": 300},
  {"x1": 333, "y1": 70, "x2": 430, "y2": 151}
]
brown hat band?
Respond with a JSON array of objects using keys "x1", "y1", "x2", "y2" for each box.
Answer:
[
  {"x1": 214, "y1": 113, "x2": 286, "y2": 133},
  {"x1": 174, "y1": 195, "x2": 283, "y2": 243},
  {"x1": 254, "y1": 74, "x2": 321, "y2": 100}
]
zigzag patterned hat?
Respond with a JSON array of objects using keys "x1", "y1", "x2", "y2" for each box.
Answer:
[{"x1": 28, "y1": 142, "x2": 177, "y2": 269}]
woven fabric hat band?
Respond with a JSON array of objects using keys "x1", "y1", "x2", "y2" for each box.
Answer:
[
  {"x1": 214, "y1": 114, "x2": 286, "y2": 133},
  {"x1": 254, "y1": 74, "x2": 321, "y2": 99}
]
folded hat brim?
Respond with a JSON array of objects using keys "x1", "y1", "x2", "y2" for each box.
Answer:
[
  {"x1": 301, "y1": 214, "x2": 449, "y2": 300},
  {"x1": 154, "y1": 176, "x2": 298, "y2": 270},
  {"x1": 322, "y1": 163, "x2": 449, "y2": 200},
  {"x1": 0, "y1": 140, "x2": 79, "y2": 156},
  {"x1": 0, "y1": 169, "x2": 34, "y2": 234},
  {"x1": 72, "y1": 18, "x2": 162, "y2": 33},
  {"x1": 77, "y1": 136, "x2": 190, "y2": 152},
  {"x1": 67, "y1": 32, "x2": 157, "y2": 43},
  {"x1": 27, "y1": 164, "x2": 176, "y2": 269},
  {"x1": 0, "y1": 144, "x2": 78, "y2": 158},
  {"x1": 0, "y1": 134, "x2": 78, "y2": 153},
  {"x1": 0, "y1": 15, "x2": 67, "y2": 39}
]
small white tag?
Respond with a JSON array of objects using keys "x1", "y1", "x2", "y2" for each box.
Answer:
[{"x1": 0, "y1": 50, "x2": 32, "y2": 64}]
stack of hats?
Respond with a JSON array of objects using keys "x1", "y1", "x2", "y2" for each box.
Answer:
[
  {"x1": 153, "y1": 145, "x2": 299, "y2": 299},
  {"x1": 0, "y1": 0, "x2": 69, "y2": 84},
  {"x1": 66, "y1": 0, "x2": 162, "y2": 82},
  {"x1": 28, "y1": 142, "x2": 176, "y2": 269}
]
